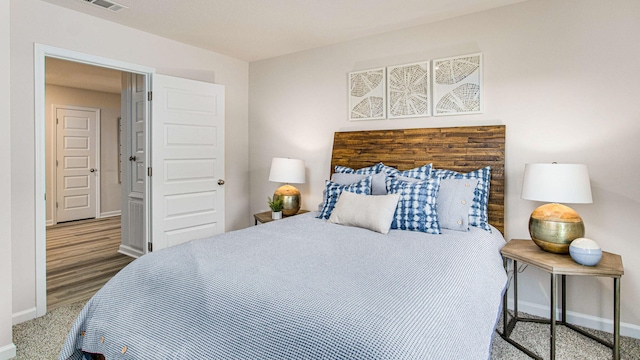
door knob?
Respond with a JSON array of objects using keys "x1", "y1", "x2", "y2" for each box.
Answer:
[
  {"x1": 129, "y1": 155, "x2": 137, "y2": 162},
  {"x1": 90, "y1": 168, "x2": 96, "y2": 173},
  {"x1": 217, "y1": 179, "x2": 225, "y2": 185}
]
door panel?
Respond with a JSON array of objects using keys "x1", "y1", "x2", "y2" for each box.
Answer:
[
  {"x1": 151, "y1": 74, "x2": 225, "y2": 251},
  {"x1": 131, "y1": 76, "x2": 146, "y2": 196},
  {"x1": 119, "y1": 73, "x2": 146, "y2": 258},
  {"x1": 55, "y1": 108, "x2": 99, "y2": 222}
]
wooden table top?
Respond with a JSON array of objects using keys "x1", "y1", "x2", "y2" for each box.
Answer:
[
  {"x1": 254, "y1": 209, "x2": 309, "y2": 224},
  {"x1": 502, "y1": 239, "x2": 623, "y2": 277}
]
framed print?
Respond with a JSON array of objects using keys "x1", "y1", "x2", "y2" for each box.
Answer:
[
  {"x1": 387, "y1": 61, "x2": 430, "y2": 118},
  {"x1": 433, "y1": 53, "x2": 482, "y2": 116},
  {"x1": 349, "y1": 67, "x2": 386, "y2": 121}
]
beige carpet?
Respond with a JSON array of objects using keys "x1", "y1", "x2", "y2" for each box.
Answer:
[
  {"x1": 492, "y1": 312, "x2": 640, "y2": 359},
  {"x1": 12, "y1": 303, "x2": 640, "y2": 359},
  {"x1": 12, "y1": 301, "x2": 86, "y2": 360}
]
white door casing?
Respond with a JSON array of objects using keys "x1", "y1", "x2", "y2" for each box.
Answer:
[
  {"x1": 151, "y1": 74, "x2": 225, "y2": 251},
  {"x1": 55, "y1": 107, "x2": 100, "y2": 223}
]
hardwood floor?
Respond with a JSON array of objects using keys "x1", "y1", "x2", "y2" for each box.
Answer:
[{"x1": 46, "y1": 216, "x2": 134, "y2": 311}]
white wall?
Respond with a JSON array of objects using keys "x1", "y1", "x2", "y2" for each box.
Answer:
[
  {"x1": 249, "y1": 0, "x2": 640, "y2": 337},
  {"x1": 10, "y1": 0, "x2": 249, "y2": 321},
  {"x1": 45, "y1": 85, "x2": 122, "y2": 224},
  {"x1": 0, "y1": 1, "x2": 16, "y2": 359}
]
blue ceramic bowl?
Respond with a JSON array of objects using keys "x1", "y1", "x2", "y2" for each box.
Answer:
[{"x1": 569, "y1": 243, "x2": 602, "y2": 266}]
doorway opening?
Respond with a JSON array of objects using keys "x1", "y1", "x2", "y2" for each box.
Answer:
[
  {"x1": 45, "y1": 58, "x2": 132, "y2": 310},
  {"x1": 35, "y1": 44, "x2": 154, "y2": 317}
]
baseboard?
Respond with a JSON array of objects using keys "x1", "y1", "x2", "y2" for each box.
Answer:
[
  {"x1": 46, "y1": 219, "x2": 54, "y2": 226},
  {"x1": 507, "y1": 297, "x2": 640, "y2": 339},
  {"x1": 99, "y1": 210, "x2": 121, "y2": 218},
  {"x1": 0, "y1": 343, "x2": 16, "y2": 360},
  {"x1": 118, "y1": 245, "x2": 142, "y2": 258},
  {"x1": 12, "y1": 306, "x2": 36, "y2": 325}
]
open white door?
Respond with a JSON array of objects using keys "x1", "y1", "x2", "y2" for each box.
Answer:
[
  {"x1": 150, "y1": 74, "x2": 225, "y2": 251},
  {"x1": 120, "y1": 73, "x2": 147, "y2": 258}
]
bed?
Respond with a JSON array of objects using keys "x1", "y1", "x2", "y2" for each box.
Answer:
[{"x1": 59, "y1": 125, "x2": 508, "y2": 360}]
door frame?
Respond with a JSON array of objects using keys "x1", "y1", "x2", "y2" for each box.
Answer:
[
  {"x1": 51, "y1": 105, "x2": 101, "y2": 225},
  {"x1": 34, "y1": 44, "x2": 155, "y2": 317}
]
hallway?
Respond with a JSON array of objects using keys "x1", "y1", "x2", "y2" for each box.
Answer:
[{"x1": 46, "y1": 216, "x2": 134, "y2": 310}]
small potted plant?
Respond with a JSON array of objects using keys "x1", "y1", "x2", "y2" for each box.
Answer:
[{"x1": 268, "y1": 196, "x2": 284, "y2": 220}]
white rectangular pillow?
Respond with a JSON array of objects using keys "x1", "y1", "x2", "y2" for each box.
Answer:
[{"x1": 328, "y1": 191, "x2": 400, "y2": 234}]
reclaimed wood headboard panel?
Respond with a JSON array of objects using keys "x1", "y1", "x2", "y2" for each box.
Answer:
[{"x1": 330, "y1": 125, "x2": 506, "y2": 234}]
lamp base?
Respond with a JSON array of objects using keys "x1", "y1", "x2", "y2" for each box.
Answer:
[
  {"x1": 529, "y1": 203, "x2": 585, "y2": 254},
  {"x1": 274, "y1": 184, "x2": 300, "y2": 216}
]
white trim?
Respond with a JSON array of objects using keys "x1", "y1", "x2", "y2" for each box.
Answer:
[
  {"x1": 34, "y1": 43, "x2": 155, "y2": 319},
  {"x1": 0, "y1": 343, "x2": 16, "y2": 360},
  {"x1": 12, "y1": 307, "x2": 36, "y2": 325},
  {"x1": 52, "y1": 104, "x2": 101, "y2": 224},
  {"x1": 507, "y1": 297, "x2": 640, "y2": 339},
  {"x1": 118, "y1": 244, "x2": 143, "y2": 258},
  {"x1": 46, "y1": 219, "x2": 54, "y2": 227},
  {"x1": 99, "y1": 210, "x2": 121, "y2": 218}
]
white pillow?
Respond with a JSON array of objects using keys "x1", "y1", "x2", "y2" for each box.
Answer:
[
  {"x1": 328, "y1": 191, "x2": 400, "y2": 234},
  {"x1": 436, "y1": 178, "x2": 479, "y2": 231}
]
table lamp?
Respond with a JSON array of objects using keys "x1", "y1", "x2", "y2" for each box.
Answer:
[
  {"x1": 269, "y1": 158, "x2": 305, "y2": 216},
  {"x1": 521, "y1": 163, "x2": 592, "y2": 253}
]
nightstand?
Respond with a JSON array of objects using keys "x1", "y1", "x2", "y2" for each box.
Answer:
[
  {"x1": 499, "y1": 239, "x2": 624, "y2": 360},
  {"x1": 253, "y1": 210, "x2": 309, "y2": 225}
]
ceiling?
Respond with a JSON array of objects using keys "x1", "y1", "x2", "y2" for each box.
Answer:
[
  {"x1": 46, "y1": 58, "x2": 122, "y2": 94},
  {"x1": 40, "y1": 0, "x2": 524, "y2": 62}
]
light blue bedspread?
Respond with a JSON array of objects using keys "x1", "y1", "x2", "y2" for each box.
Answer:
[{"x1": 59, "y1": 213, "x2": 507, "y2": 360}]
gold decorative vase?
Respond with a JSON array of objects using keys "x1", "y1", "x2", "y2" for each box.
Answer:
[
  {"x1": 529, "y1": 203, "x2": 585, "y2": 254},
  {"x1": 274, "y1": 184, "x2": 300, "y2": 216}
]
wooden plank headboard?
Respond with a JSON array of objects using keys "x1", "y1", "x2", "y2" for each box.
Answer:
[{"x1": 330, "y1": 125, "x2": 506, "y2": 234}]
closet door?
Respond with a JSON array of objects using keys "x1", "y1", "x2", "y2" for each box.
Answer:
[{"x1": 119, "y1": 73, "x2": 146, "y2": 257}]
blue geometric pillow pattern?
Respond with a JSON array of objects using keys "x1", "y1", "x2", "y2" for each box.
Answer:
[
  {"x1": 317, "y1": 176, "x2": 372, "y2": 219},
  {"x1": 381, "y1": 163, "x2": 433, "y2": 181},
  {"x1": 386, "y1": 177, "x2": 441, "y2": 234},
  {"x1": 334, "y1": 163, "x2": 383, "y2": 175},
  {"x1": 432, "y1": 166, "x2": 492, "y2": 232}
]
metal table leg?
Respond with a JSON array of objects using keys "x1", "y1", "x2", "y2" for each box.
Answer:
[
  {"x1": 503, "y1": 258, "x2": 508, "y2": 336},
  {"x1": 499, "y1": 260, "x2": 542, "y2": 359},
  {"x1": 614, "y1": 278, "x2": 620, "y2": 360},
  {"x1": 514, "y1": 260, "x2": 518, "y2": 320},
  {"x1": 550, "y1": 273, "x2": 556, "y2": 360},
  {"x1": 561, "y1": 275, "x2": 566, "y2": 324}
]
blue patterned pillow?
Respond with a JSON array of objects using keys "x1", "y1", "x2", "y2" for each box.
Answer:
[
  {"x1": 382, "y1": 163, "x2": 433, "y2": 180},
  {"x1": 432, "y1": 166, "x2": 491, "y2": 232},
  {"x1": 334, "y1": 163, "x2": 383, "y2": 175},
  {"x1": 317, "y1": 177, "x2": 372, "y2": 219},
  {"x1": 386, "y1": 177, "x2": 441, "y2": 234}
]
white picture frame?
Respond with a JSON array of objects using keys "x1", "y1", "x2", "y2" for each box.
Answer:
[
  {"x1": 387, "y1": 61, "x2": 430, "y2": 119},
  {"x1": 348, "y1": 67, "x2": 386, "y2": 121},
  {"x1": 432, "y1": 53, "x2": 482, "y2": 116}
]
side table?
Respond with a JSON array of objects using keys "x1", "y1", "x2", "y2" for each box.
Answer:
[
  {"x1": 499, "y1": 239, "x2": 624, "y2": 360},
  {"x1": 254, "y1": 209, "x2": 309, "y2": 225}
]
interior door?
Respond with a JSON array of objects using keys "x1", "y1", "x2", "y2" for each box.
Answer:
[
  {"x1": 151, "y1": 74, "x2": 225, "y2": 251},
  {"x1": 119, "y1": 73, "x2": 147, "y2": 258},
  {"x1": 55, "y1": 107, "x2": 99, "y2": 223}
]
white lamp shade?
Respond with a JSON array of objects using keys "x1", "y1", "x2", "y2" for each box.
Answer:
[
  {"x1": 521, "y1": 163, "x2": 592, "y2": 204},
  {"x1": 269, "y1": 158, "x2": 305, "y2": 184}
]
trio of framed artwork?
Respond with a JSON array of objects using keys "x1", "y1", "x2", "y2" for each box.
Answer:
[{"x1": 348, "y1": 53, "x2": 482, "y2": 121}]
